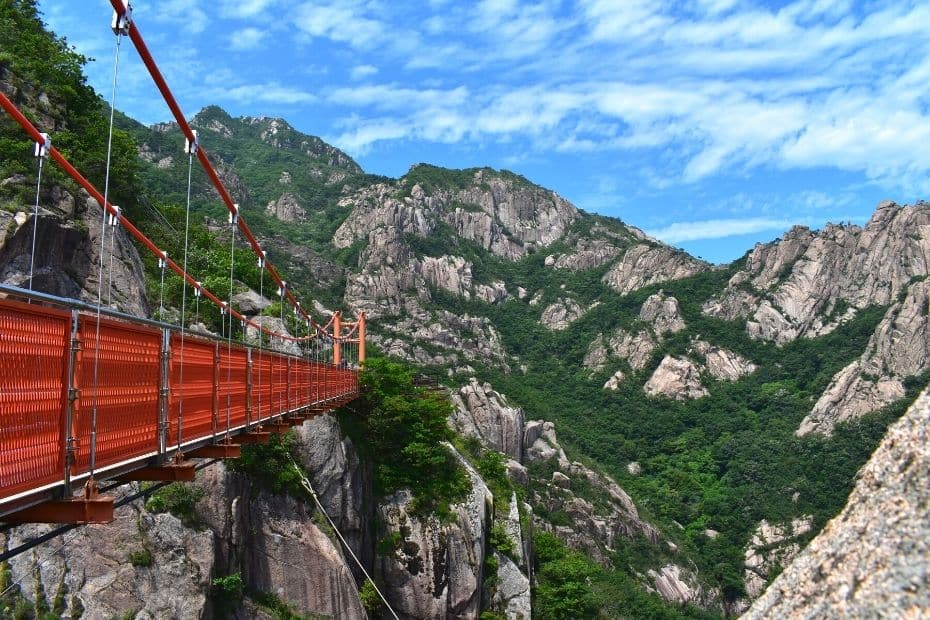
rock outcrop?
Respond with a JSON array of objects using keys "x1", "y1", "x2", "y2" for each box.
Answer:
[
  {"x1": 743, "y1": 389, "x2": 930, "y2": 619},
  {"x1": 644, "y1": 355, "x2": 709, "y2": 400},
  {"x1": 376, "y1": 451, "x2": 492, "y2": 619},
  {"x1": 451, "y1": 379, "x2": 525, "y2": 460},
  {"x1": 540, "y1": 297, "x2": 584, "y2": 330},
  {"x1": 602, "y1": 244, "x2": 707, "y2": 294},
  {"x1": 799, "y1": 279, "x2": 930, "y2": 435},
  {"x1": 549, "y1": 238, "x2": 623, "y2": 271},
  {"x1": 692, "y1": 340, "x2": 757, "y2": 382},
  {"x1": 265, "y1": 192, "x2": 306, "y2": 222},
  {"x1": 640, "y1": 291, "x2": 687, "y2": 335},
  {"x1": 3, "y1": 503, "x2": 214, "y2": 619},
  {"x1": 0, "y1": 192, "x2": 150, "y2": 317},
  {"x1": 742, "y1": 517, "x2": 813, "y2": 599},
  {"x1": 706, "y1": 201, "x2": 930, "y2": 345}
]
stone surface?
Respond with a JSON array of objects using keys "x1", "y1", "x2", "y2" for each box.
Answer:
[
  {"x1": 3, "y1": 502, "x2": 213, "y2": 620},
  {"x1": 640, "y1": 292, "x2": 686, "y2": 335},
  {"x1": 799, "y1": 279, "x2": 930, "y2": 435},
  {"x1": 743, "y1": 517, "x2": 813, "y2": 599},
  {"x1": 540, "y1": 297, "x2": 585, "y2": 330},
  {"x1": 551, "y1": 238, "x2": 622, "y2": 271},
  {"x1": 376, "y1": 448, "x2": 492, "y2": 619},
  {"x1": 644, "y1": 355, "x2": 709, "y2": 400},
  {"x1": 603, "y1": 369, "x2": 626, "y2": 390},
  {"x1": 265, "y1": 192, "x2": 306, "y2": 222},
  {"x1": 608, "y1": 329, "x2": 658, "y2": 371},
  {"x1": 0, "y1": 195, "x2": 150, "y2": 317},
  {"x1": 743, "y1": 388, "x2": 930, "y2": 619},
  {"x1": 692, "y1": 340, "x2": 757, "y2": 382},
  {"x1": 451, "y1": 378, "x2": 525, "y2": 460},
  {"x1": 706, "y1": 202, "x2": 930, "y2": 345},
  {"x1": 233, "y1": 289, "x2": 272, "y2": 315},
  {"x1": 417, "y1": 254, "x2": 473, "y2": 298},
  {"x1": 602, "y1": 244, "x2": 707, "y2": 294}
]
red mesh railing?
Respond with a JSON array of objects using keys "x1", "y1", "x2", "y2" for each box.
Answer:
[
  {"x1": 74, "y1": 316, "x2": 161, "y2": 472},
  {"x1": 217, "y1": 346, "x2": 249, "y2": 431},
  {"x1": 170, "y1": 334, "x2": 217, "y2": 445},
  {"x1": 0, "y1": 299, "x2": 70, "y2": 501}
]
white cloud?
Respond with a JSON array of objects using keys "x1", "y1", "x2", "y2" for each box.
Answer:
[
  {"x1": 350, "y1": 65, "x2": 378, "y2": 81},
  {"x1": 293, "y1": 3, "x2": 385, "y2": 48},
  {"x1": 229, "y1": 27, "x2": 267, "y2": 50},
  {"x1": 219, "y1": 0, "x2": 276, "y2": 19},
  {"x1": 214, "y1": 82, "x2": 317, "y2": 105},
  {"x1": 648, "y1": 217, "x2": 793, "y2": 243},
  {"x1": 146, "y1": 0, "x2": 209, "y2": 35}
]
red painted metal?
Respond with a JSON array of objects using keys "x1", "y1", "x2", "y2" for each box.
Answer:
[{"x1": 0, "y1": 298, "x2": 70, "y2": 501}]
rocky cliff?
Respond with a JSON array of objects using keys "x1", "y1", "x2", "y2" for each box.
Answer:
[{"x1": 743, "y1": 388, "x2": 930, "y2": 618}]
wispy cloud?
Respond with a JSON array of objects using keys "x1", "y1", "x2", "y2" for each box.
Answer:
[
  {"x1": 229, "y1": 27, "x2": 266, "y2": 51},
  {"x1": 648, "y1": 217, "x2": 794, "y2": 244}
]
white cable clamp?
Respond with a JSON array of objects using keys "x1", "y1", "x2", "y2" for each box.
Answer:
[
  {"x1": 107, "y1": 205, "x2": 121, "y2": 227},
  {"x1": 294, "y1": 301, "x2": 300, "y2": 315},
  {"x1": 194, "y1": 282, "x2": 202, "y2": 298},
  {"x1": 158, "y1": 251, "x2": 167, "y2": 270},
  {"x1": 184, "y1": 130, "x2": 199, "y2": 155},
  {"x1": 257, "y1": 250, "x2": 266, "y2": 269},
  {"x1": 34, "y1": 133, "x2": 51, "y2": 158},
  {"x1": 229, "y1": 203, "x2": 239, "y2": 226},
  {"x1": 220, "y1": 301, "x2": 228, "y2": 316},
  {"x1": 111, "y1": 1, "x2": 132, "y2": 36},
  {"x1": 277, "y1": 282, "x2": 287, "y2": 297}
]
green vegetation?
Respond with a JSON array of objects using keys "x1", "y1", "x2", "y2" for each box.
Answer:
[
  {"x1": 228, "y1": 431, "x2": 307, "y2": 497},
  {"x1": 128, "y1": 549, "x2": 153, "y2": 568},
  {"x1": 336, "y1": 357, "x2": 470, "y2": 517},
  {"x1": 358, "y1": 580, "x2": 382, "y2": 614},
  {"x1": 144, "y1": 482, "x2": 204, "y2": 526}
]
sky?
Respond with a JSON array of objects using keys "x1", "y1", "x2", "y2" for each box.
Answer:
[{"x1": 38, "y1": 0, "x2": 930, "y2": 264}]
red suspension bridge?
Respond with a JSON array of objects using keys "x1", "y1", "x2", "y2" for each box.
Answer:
[{"x1": 0, "y1": 1, "x2": 365, "y2": 525}]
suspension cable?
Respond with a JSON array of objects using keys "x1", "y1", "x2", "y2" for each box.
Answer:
[
  {"x1": 27, "y1": 133, "x2": 49, "y2": 293},
  {"x1": 104, "y1": 205, "x2": 120, "y2": 307},
  {"x1": 226, "y1": 204, "x2": 238, "y2": 439},
  {"x1": 88, "y1": 29, "x2": 125, "y2": 477},
  {"x1": 289, "y1": 459, "x2": 399, "y2": 620},
  {"x1": 176, "y1": 136, "x2": 196, "y2": 450}
]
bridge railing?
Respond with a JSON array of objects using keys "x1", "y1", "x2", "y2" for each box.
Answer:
[{"x1": 0, "y1": 285, "x2": 361, "y2": 518}]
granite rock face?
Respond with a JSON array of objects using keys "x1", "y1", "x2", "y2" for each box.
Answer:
[
  {"x1": 265, "y1": 191, "x2": 306, "y2": 222},
  {"x1": 640, "y1": 291, "x2": 687, "y2": 335},
  {"x1": 644, "y1": 355, "x2": 709, "y2": 400},
  {"x1": 799, "y1": 279, "x2": 930, "y2": 435},
  {"x1": 706, "y1": 201, "x2": 930, "y2": 345},
  {"x1": 742, "y1": 517, "x2": 813, "y2": 599},
  {"x1": 549, "y1": 237, "x2": 623, "y2": 271},
  {"x1": 692, "y1": 340, "x2": 757, "y2": 382},
  {"x1": 2, "y1": 503, "x2": 214, "y2": 620},
  {"x1": 602, "y1": 244, "x2": 707, "y2": 294},
  {"x1": 451, "y1": 378, "x2": 525, "y2": 460},
  {"x1": 376, "y1": 451, "x2": 492, "y2": 619},
  {"x1": 540, "y1": 297, "x2": 585, "y2": 330},
  {"x1": 743, "y1": 389, "x2": 930, "y2": 619},
  {"x1": 0, "y1": 192, "x2": 150, "y2": 317}
]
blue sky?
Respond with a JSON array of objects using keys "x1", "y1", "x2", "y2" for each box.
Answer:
[{"x1": 39, "y1": 0, "x2": 930, "y2": 263}]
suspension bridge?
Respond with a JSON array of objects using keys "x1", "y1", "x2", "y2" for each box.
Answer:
[{"x1": 0, "y1": 1, "x2": 366, "y2": 526}]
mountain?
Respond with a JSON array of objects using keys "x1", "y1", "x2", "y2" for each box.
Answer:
[{"x1": 2, "y1": 5, "x2": 929, "y2": 617}]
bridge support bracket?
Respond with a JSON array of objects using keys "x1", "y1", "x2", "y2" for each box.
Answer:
[
  {"x1": 112, "y1": 461, "x2": 196, "y2": 482},
  {"x1": 236, "y1": 431, "x2": 271, "y2": 445},
  {"x1": 187, "y1": 442, "x2": 242, "y2": 459},
  {"x1": 2, "y1": 480, "x2": 113, "y2": 524}
]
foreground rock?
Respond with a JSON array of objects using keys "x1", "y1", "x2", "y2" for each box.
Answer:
[
  {"x1": 743, "y1": 388, "x2": 930, "y2": 618},
  {"x1": 376, "y1": 450, "x2": 492, "y2": 619}
]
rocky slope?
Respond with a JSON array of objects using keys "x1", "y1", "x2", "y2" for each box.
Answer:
[{"x1": 743, "y1": 388, "x2": 930, "y2": 618}]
